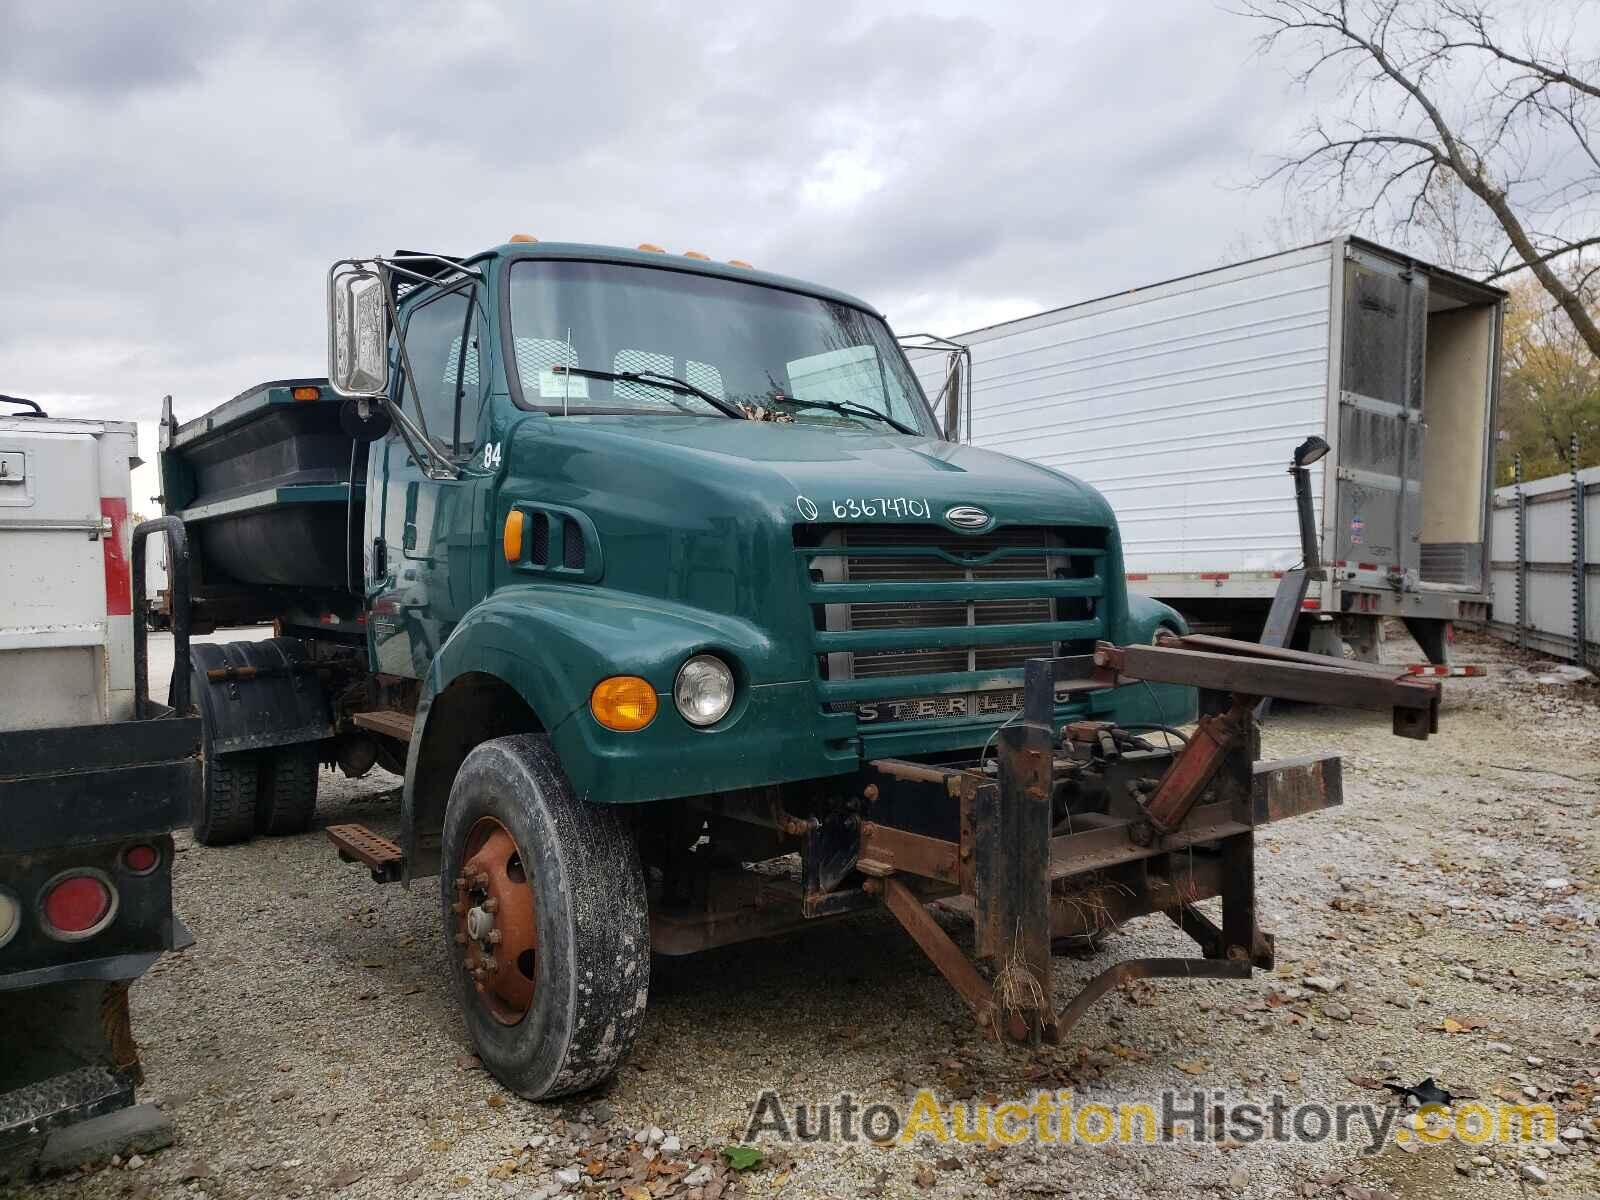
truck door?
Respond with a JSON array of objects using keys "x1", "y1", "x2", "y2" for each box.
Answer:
[
  {"x1": 366, "y1": 283, "x2": 490, "y2": 678},
  {"x1": 1334, "y1": 248, "x2": 1427, "y2": 581}
]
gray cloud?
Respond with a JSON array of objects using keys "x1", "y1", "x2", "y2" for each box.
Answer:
[{"x1": 1, "y1": 0, "x2": 1334, "y2": 426}]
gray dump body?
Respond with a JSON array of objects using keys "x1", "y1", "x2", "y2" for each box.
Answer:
[{"x1": 907, "y1": 237, "x2": 1504, "y2": 643}]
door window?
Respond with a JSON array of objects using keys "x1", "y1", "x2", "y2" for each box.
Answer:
[{"x1": 399, "y1": 286, "x2": 482, "y2": 453}]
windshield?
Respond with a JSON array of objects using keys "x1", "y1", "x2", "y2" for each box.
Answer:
[{"x1": 507, "y1": 260, "x2": 937, "y2": 435}]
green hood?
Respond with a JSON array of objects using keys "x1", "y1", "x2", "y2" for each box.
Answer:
[{"x1": 508, "y1": 415, "x2": 1118, "y2": 533}]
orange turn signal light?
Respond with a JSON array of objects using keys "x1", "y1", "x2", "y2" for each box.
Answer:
[
  {"x1": 590, "y1": 676, "x2": 658, "y2": 731},
  {"x1": 509, "y1": 233, "x2": 539, "y2": 243},
  {"x1": 637, "y1": 243, "x2": 665, "y2": 253},
  {"x1": 503, "y1": 510, "x2": 524, "y2": 562},
  {"x1": 292, "y1": 385, "x2": 321, "y2": 401}
]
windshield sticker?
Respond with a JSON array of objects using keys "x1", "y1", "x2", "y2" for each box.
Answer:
[
  {"x1": 538, "y1": 369, "x2": 590, "y2": 400},
  {"x1": 797, "y1": 495, "x2": 931, "y2": 521}
]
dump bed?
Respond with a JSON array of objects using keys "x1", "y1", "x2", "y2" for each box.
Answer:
[{"x1": 159, "y1": 379, "x2": 361, "y2": 625}]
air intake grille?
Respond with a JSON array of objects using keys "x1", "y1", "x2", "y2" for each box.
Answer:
[
  {"x1": 563, "y1": 519, "x2": 586, "y2": 570},
  {"x1": 530, "y1": 512, "x2": 550, "y2": 566}
]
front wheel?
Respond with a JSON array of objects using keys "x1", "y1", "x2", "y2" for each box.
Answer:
[{"x1": 440, "y1": 734, "x2": 650, "y2": 1099}]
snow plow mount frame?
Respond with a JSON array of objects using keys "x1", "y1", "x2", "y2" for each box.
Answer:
[{"x1": 849, "y1": 633, "x2": 1440, "y2": 1045}]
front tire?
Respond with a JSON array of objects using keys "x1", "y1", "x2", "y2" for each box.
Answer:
[{"x1": 440, "y1": 734, "x2": 649, "y2": 1099}]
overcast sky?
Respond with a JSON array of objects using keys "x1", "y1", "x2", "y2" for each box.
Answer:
[{"x1": 1, "y1": 0, "x2": 1337, "y2": 489}]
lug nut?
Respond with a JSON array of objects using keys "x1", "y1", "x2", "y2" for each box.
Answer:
[
  {"x1": 482, "y1": 898, "x2": 499, "y2": 914},
  {"x1": 487, "y1": 930, "x2": 502, "y2": 945}
]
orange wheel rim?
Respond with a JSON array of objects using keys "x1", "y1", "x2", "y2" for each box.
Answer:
[{"x1": 453, "y1": 817, "x2": 538, "y2": 1025}]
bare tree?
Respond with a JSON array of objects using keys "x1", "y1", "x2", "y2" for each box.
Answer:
[{"x1": 1239, "y1": 0, "x2": 1600, "y2": 361}]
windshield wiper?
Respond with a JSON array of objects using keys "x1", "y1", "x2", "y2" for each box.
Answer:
[
  {"x1": 552, "y1": 366, "x2": 747, "y2": 420},
  {"x1": 769, "y1": 394, "x2": 917, "y2": 435}
]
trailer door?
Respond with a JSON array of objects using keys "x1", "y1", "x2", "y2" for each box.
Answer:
[{"x1": 1334, "y1": 249, "x2": 1427, "y2": 578}]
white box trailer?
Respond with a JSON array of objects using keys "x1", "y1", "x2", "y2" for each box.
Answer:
[
  {"x1": 906, "y1": 236, "x2": 1504, "y2": 661},
  {"x1": 0, "y1": 415, "x2": 141, "y2": 726}
]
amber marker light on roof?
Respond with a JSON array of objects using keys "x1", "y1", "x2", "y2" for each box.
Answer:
[
  {"x1": 590, "y1": 676, "x2": 658, "y2": 731},
  {"x1": 682, "y1": 250, "x2": 710, "y2": 260},
  {"x1": 727, "y1": 259, "x2": 753, "y2": 268},
  {"x1": 509, "y1": 233, "x2": 539, "y2": 243},
  {"x1": 637, "y1": 243, "x2": 666, "y2": 253}
]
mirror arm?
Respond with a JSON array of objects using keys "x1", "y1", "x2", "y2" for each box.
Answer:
[
  {"x1": 385, "y1": 396, "x2": 459, "y2": 482},
  {"x1": 378, "y1": 267, "x2": 459, "y2": 481},
  {"x1": 385, "y1": 255, "x2": 483, "y2": 284}
]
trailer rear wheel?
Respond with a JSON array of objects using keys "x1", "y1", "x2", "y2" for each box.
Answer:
[
  {"x1": 440, "y1": 734, "x2": 649, "y2": 1099},
  {"x1": 256, "y1": 743, "x2": 321, "y2": 836}
]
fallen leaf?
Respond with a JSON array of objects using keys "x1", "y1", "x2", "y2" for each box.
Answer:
[
  {"x1": 914, "y1": 1163, "x2": 937, "y2": 1188},
  {"x1": 486, "y1": 1094, "x2": 506, "y2": 1108},
  {"x1": 720, "y1": 1144, "x2": 764, "y2": 1172},
  {"x1": 1176, "y1": 1060, "x2": 1208, "y2": 1076}
]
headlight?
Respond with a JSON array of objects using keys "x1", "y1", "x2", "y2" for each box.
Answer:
[{"x1": 674, "y1": 655, "x2": 735, "y2": 727}]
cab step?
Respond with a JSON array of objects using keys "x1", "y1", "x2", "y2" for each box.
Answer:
[
  {"x1": 327, "y1": 823, "x2": 404, "y2": 883},
  {"x1": 351, "y1": 709, "x2": 415, "y2": 742}
]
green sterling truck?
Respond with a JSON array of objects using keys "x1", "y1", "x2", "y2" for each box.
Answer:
[{"x1": 158, "y1": 239, "x2": 1441, "y2": 1098}]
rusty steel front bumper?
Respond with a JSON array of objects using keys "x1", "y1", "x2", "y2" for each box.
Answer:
[{"x1": 794, "y1": 633, "x2": 1439, "y2": 1045}]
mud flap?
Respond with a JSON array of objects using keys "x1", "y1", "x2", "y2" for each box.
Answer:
[{"x1": 190, "y1": 637, "x2": 333, "y2": 753}]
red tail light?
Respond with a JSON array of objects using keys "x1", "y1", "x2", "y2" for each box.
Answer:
[
  {"x1": 123, "y1": 844, "x2": 160, "y2": 874},
  {"x1": 40, "y1": 871, "x2": 117, "y2": 939}
]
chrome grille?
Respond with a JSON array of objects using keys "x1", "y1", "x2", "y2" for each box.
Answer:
[{"x1": 797, "y1": 524, "x2": 1107, "y2": 724}]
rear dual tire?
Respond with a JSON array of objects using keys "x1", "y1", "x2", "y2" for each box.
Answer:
[
  {"x1": 194, "y1": 744, "x2": 321, "y2": 846},
  {"x1": 192, "y1": 678, "x2": 321, "y2": 846},
  {"x1": 256, "y1": 743, "x2": 320, "y2": 836}
]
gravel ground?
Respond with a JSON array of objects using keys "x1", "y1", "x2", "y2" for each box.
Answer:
[{"x1": 12, "y1": 628, "x2": 1598, "y2": 1200}]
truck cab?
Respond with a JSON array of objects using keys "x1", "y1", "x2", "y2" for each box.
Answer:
[{"x1": 161, "y1": 240, "x2": 1206, "y2": 1097}]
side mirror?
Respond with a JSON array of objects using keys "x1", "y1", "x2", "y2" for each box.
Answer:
[{"x1": 328, "y1": 263, "x2": 390, "y2": 397}]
